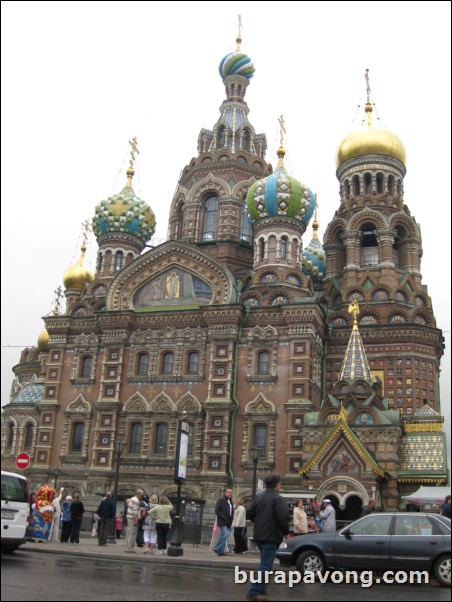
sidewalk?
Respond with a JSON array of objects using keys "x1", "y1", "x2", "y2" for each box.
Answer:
[{"x1": 22, "y1": 534, "x2": 262, "y2": 569}]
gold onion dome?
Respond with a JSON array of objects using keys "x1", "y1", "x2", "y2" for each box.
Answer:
[
  {"x1": 336, "y1": 101, "x2": 406, "y2": 168},
  {"x1": 37, "y1": 329, "x2": 49, "y2": 352},
  {"x1": 63, "y1": 244, "x2": 94, "y2": 291}
]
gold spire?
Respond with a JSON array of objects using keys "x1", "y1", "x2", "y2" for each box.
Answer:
[
  {"x1": 126, "y1": 137, "x2": 139, "y2": 186},
  {"x1": 236, "y1": 14, "x2": 242, "y2": 50},
  {"x1": 312, "y1": 195, "x2": 319, "y2": 241},
  {"x1": 53, "y1": 286, "x2": 63, "y2": 315},
  {"x1": 63, "y1": 222, "x2": 95, "y2": 291},
  {"x1": 364, "y1": 69, "x2": 373, "y2": 126},
  {"x1": 277, "y1": 114, "x2": 286, "y2": 166},
  {"x1": 348, "y1": 299, "x2": 360, "y2": 330}
]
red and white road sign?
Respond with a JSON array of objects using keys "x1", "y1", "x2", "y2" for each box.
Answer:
[{"x1": 15, "y1": 452, "x2": 30, "y2": 470}]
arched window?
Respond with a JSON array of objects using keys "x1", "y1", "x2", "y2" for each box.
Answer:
[
  {"x1": 259, "y1": 238, "x2": 265, "y2": 261},
  {"x1": 280, "y1": 237, "x2": 288, "y2": 260},
  {"x1": 129, "y1": 423, "x2": 142, "y2": 454},
  {"x1": 376, "y1": 173, "x2": 384, "y2": 193},
  {"x1": 218, "y1": 127, "x2": 225, "y2": 148},
  {"x1": 24, "y1": 424, "x2": 33, "y2": 449},
  {"x1": 162, "y1": 352, "x2": 173, "y2": 374},
  {"x1": 137, "y1": 353, "x2": 148, "y2": 375},
  {"x1": 202, "y1": 196, "x2": 219, "y2": 241},
  {"x1": 360, "y1": 222, "x2": 378, "y2": 267},
  {"x1": 364, "y1": 173, "x2": 372, "y2": 193},
  {"x1": 242, "y1": 128, "x2": 250, "y2": 150},
  {"x1": 7, "y1": 424, "x2": 14, "y2": 448},
  {"x1": 80, "y1": 356, "x2": 92, "y2": 378},
  {"x1": 115, "y1": 251, "x2": 123, "y2": 271},
  {"x1": 154, "y1": 423, "x2": 167, "y2": 455},
  {"x1": 187, "y1": 352, "x2": 199, "y2": 374},
  {"x1": 257, "y1": 351, "x2": 270, "y2": 374},
  {"x1": 71, "y1": 423, "x2": 84, "y2": 453},
  {"x1": 253, "y1": 424, "x2": 267, "y2": 455},
  {"x1": 352, "y1": 175, "x2": 360, "y2": 196},
  {"x1": 240, "y1": 205, "x2": 253, "y2": 244},
  {"x1": 388, "y1": 175, "x2": 395, "y2": 195}
]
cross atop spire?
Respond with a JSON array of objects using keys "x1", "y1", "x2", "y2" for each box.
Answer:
[
  {"x1": 81, "y1": 219, "x2": 91, "y2": 247},
  {"x1": 128, "y1": 137, "x2": 139, "y2": 169},
  {"x1": 53, "y1": 286, "x2": 63, "y2": 316},
  {"x1": 278, "y1": 114, "x2": 286, "y2": 148},
  {"x1": 236, "y1": 14, "x2": 242, "y2": 50}
]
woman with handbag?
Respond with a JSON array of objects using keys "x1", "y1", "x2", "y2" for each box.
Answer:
[
  {"x1": 143, "y1": 495, "x2": 158, "y2": 553},
  {"x1": 231, "y1": 498, "x2": 248, "y2": 553}
]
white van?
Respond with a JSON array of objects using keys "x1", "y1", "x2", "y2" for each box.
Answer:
[{"x1": 1, "y1": 470, "x2": 31, "y2": 553}]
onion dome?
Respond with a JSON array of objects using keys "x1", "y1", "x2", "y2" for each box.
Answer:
[
  {"x1": 336, "y1": 71, "x2": 406, "y2": 167},
  {"x1": 92, "y1": 166, "x2": 156, "y2": 244},
  {"x1": 63, "y1": 243, "x2": 94, "y2": 291},
  {"x1": 302, "y1": 215, "x2": 325, "y2": 282},
  {"x1": 37, "y1": 329, "x2": 49, "y2": 352},
  {"x1": 219, "y1": 28, "x2": 255, "y2": 81},
  {"x1": 246, "y1": 147, "x2": 315, "y2": 224}
]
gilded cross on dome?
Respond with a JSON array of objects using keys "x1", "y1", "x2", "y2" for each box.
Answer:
[
  {"x1": 278, "y1": 115, "x2": 286, "y2": 148},
  {"x1": 81, "y1": 219, "x2": 91, "y2": 246},
  {"x1": 53, "y1": 286, "x2": 63, "y2": 316},
  {"x1": 236, "y1": 14, "x2": 242, "y2": 49},
  {"x1": 128, "y1": 137, "x2": 139, "y2": 169},
  {"x1": 348, "y1": 298, "x2": 360, "y2": 330}
]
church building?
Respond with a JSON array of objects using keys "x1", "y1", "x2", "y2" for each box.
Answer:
[{"x1": 2, "y1": 28, "x2": 447, "y2": 522}]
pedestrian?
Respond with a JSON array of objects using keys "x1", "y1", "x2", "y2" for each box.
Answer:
[
  {"x1": 212, "y1": 487, "x2": 234, "y2": 556},
  {"x1": 150, "y1": 496, "x2": 173, "y2": 554},
  {"x1": 360, "y1": 498, "x2": 377, "y2": 517},
  {"x1": 143, "y1": 494, "x2": 158, "y2": 553},
  {"x1": 124, "y1": 489, "x2": 143, "y2": 553},
  {"x1": 69, "y1": 493, "x2": 85, "y2": 544},
  {"x1": 97, "y1": 492, "x2": 116, "y2": 546},
  {"x1": 293, "y1": 499, "x2": 308, "y2": 534},
  {"x1": 60, "y1": 495, "x2": 72, "y2": 542},
  {"x1": 50, "y1": 487, "x2": 64, "y2": 542},
  {"x1": 231, "y1": 498, "x2": 248, "y2": 553},
  {"x1": 245, "y1": 474, "x2": 289, "y2": 601},
  {"x1": 441, "y1": 495, "x2": 451, "y2": 519},
  {"x1": 115, "y1": 511, "x2": 123, "y2": 539},
  {"x1": 318, "y1": 498, "x2": 336, "y2": 533}
]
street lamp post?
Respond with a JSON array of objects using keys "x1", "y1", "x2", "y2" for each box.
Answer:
[
  {"x1": 54, "y1": 467, "x2": 60, "y2": 490},
  {"x1": 107, "y1": 438, "x2": 126, "y2": 544},
  {"x1": 168, "y1": 416, "x2": 189, "y2": 557},
  {"x1": 249, "y1": 446, "x2": 262, "y2": 500}
]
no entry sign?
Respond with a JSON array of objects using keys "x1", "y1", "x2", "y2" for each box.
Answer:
[{"x1": 15, "y1": 452, "x2": 30, "y2": 470}]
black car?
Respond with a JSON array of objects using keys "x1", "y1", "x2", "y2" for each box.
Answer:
[{"x1": 276, "y1": 512, "x2": 450, "y2": 587}]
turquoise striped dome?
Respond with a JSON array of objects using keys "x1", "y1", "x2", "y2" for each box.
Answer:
[
  {"x1": 219, "y1": 51, "x2": 255, "y2": 81},
  {"x1": 302, "y1": 221, "x2": 325, "y2": 282},
  {"x1": 246, "y1": 159, "x2": 315, "y2": 225}
]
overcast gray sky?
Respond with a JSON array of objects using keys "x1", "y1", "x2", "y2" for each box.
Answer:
[{"x1": 1, "y1": 1, "x2": 450, "y2": 467}]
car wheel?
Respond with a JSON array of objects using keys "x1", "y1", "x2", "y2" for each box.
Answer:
[
  {"x1": 295, "y1": 549, "x2": 325, "y2": 575},
  {"x1": 434, "y1": 555, "x2": 451, "y2": 587}
]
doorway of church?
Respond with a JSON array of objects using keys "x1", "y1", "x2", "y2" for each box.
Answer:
[{"x1": 343, "y1": 494, "x2": 363, "y2": 521}]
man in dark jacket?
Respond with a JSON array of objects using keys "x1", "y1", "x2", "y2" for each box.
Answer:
[
  {"x1": 213, "y1": 487, "x2": 234, "y2": 556},
  {"x1": 97, "y1": 492, "x2": 116, "y2": 546},
  {"x1": 245, "y1": 474, "x2": 289, "y2": 601}
]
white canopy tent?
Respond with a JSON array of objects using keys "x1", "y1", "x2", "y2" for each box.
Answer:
[{"x1": 402, "y1": 486, "x2": 450, "y2": 506}]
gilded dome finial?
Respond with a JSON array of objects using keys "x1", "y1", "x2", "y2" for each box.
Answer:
[
  {"x1": 236, "y1": 14, "x2": 242, "y2": 50},
  {"x1": 126, "y1": 137, "x2": 139, "y2": 186},
  {"x1": 348, "y1": 297, "x2": 360, "y2": 330},
  {"x1": 277, "y1": 115, "x2": 286, "y2": 166},
  {"x1": 364, "y1": 68, "x2": 373, "y2": 126},
  {"x1": 312, "y1": 195, "x2": 319, "y2": 241},
  {"x1": 63, "y1": 222, "x2": 94, "y2": 291}
]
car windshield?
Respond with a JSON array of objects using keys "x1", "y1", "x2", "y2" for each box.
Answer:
[
  {"x1": 1, "y1": 475, "x2": 28, "y2": 503},
  {"x1": 347, "y1": 514, "x2": 392, "y2": 536}
]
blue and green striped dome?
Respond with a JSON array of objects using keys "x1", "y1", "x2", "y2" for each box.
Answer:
[
  {"x1": 302, "y1": 221, "x2": 325, "y2": 283},
  {"x1": 246, "y1": 163, "x2": 315, "y2": 225},
  {"x1": 92, "y1": 184, "x2": 156, "y2": 244},
  {"x1": 219, "y1": 51, "x2": 255, "y2": 81}
]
